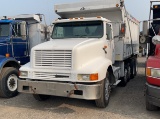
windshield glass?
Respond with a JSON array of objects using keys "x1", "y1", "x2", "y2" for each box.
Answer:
[
  {"x1": 52, "y1": 21, "x2": 103, "y2": 39},
  {"x1": 0, "y1": 24, "x2": 10, "y2": 37}
]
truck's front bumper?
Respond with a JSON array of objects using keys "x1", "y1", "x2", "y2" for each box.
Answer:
[
  {"x1": 146, "y1": 83, "x2": 160, "y2": 107},
  {"x1": 18, "y1": 80, "x2": 101, "y2": 100}
]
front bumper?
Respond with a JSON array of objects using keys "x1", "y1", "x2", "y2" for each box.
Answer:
[
  {"x1": 146, "y1": 83, "x2": 160, "y2": 107},
  {"x1": 18, "y1": 79, "x2": 101, "y2": 100}
]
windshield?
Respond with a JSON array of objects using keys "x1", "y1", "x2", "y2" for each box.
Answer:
[
  {"x1": 52, "y1": 21, "x2": 103, "y2": 39},
  {"x1": 0, "y1": 24, "x2": 10, "y2": 37}
]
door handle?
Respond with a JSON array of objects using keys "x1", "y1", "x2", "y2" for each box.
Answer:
[{"x1": 103, "y1": 46, "x2": 107, "y2": 54}]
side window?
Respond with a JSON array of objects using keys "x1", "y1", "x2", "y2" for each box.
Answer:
[
  {"x1": 12, "y1": 23, "x2": 21, "y2": 37},
  {"x1": 106, "y1": 24, "x2": 112, "y2": 40},
  {"x1": 53, "y1": 27, "x2": 64, "y2": 38}
]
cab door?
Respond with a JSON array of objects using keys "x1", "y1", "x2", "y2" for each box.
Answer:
[
  {"x1": 105, "y1": 23, "x2": 115, "y2": 63},
  {"x1": 11, "y1": 22, "x2": 29, "y2": 64}
]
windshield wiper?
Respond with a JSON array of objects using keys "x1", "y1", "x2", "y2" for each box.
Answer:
[{"x1": 74, "y1": 35, "x2": 88, "y2": 38}]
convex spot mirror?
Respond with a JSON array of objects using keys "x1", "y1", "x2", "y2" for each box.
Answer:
[{"x1": 152, "y1": 35, "x2": 160, "y2": 45}]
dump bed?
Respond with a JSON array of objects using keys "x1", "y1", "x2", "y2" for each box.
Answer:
[
  {"x1": 54, "y1": 0, "x2": 139, "y2": 61},
  {"x1": 55, "y1": 0, "x2": 121, "y2": 17}
]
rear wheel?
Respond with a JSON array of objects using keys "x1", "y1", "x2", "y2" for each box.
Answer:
[
  {"x1": 127, "y1": 63, "x2": 131, "y2": 82},
  {"x1": 33, "y1": 94, "x2": 50, "y2": 101},
  {"x1": 95, "y1": 75, "x2": 111, "y2": 108},
  {"x1": 119, "y1": 65, "x2": 129, "y2": 87},
  {"x1": 133, "y1": 58, "x2": 138, "y2": 76},
  {"x1": 0, "y1": 67, "x2": 18, "y2": 98},
  {"x1": 130, "y1": 58, "x2": 138, "y2": 79}
]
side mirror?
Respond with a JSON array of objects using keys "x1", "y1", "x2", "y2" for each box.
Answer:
[
  {"x1": 47, "y1": 25, "x2": 53, "y2": 40},
  {"x1": 120, "y1": 23, "x2": 126, "y2": 37},
  {"x1": 20, "y1": 21, "x2": 27, "y2": 40},
  {"x1": 143, "y1": 21, "x2": 149, "y2": 36}
]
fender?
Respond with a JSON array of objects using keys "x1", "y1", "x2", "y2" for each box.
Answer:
[
  {"x1": 77, "y1": 57, "x2": 112, "y2": 82},
  {"x1": 146, "y1": 56, "x2": 160, "y2": 86},
  {"x1": 0, "y1": 56, "x2": 20, "y2": 73}
]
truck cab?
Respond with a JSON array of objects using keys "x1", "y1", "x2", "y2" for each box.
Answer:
[
  {"x1": 0, "y1": 14, "x2": 49, "y2": 98},
  {"x1": 52, "y1": 17, "x2": 114, "y2": 62}
]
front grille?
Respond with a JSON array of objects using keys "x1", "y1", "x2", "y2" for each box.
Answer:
[
  {"x1": 34, "y1": 50, "x2": 72, "y2": 69},
  {"x1": 33, "y1": 72, "x2": 71, "y2": 80}
]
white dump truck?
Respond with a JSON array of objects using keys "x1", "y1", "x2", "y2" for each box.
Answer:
[{"x1": 18, "y1": 0, "x2": 139, "y2": 108}]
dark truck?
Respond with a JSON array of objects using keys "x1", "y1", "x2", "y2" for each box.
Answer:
[{"x1": 0, "y1": 14, "x2": 49, "y2": 98}]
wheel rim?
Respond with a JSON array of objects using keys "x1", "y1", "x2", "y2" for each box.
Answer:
[
  {"x1": 105, "y1": 79, "x2": 110, "y2": 101},
  {"x1": 7, "y1": 74, "x2": 18, "y2": 92}
]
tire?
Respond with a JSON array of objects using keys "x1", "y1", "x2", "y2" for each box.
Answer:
[
  {"x1": 95, "y1": 76, "x2": 111, "y2": 108},
  {"x1": 0, "y1": 67, "x2": 18, "y2": 98},
  {"x1": 133, "y1": 58, "x2": 138, "y2": 77},
  {"x1": 119, "y1": 66, "x2": 128, "y2": 87},
  {"x1": 130, "y1": 58, "x2": 138, "y2": 79},
  {"x1": 33, "y1": 94, "x2": 50, "y2": 101},
  {"x1": 127, "y1": 63, "x2": 131, "y2": 82},
  {"x1": 146, "y1": 98, "x2": 158, "y2": 111}
]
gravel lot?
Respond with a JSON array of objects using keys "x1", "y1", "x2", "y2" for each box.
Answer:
[{"x1": 0, "y1": 57, "x2": 159, "y2": 119}]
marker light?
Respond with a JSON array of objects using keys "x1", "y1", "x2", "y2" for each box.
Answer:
[
  {"x1": 121, "y1": 27, "x2": 125, "y2": 33},
  {"x1": 120, "y1": 24, "x2": 126, "y2": 36},
  {"x1": 116, "y1": 4, "x2": 119, "y2": 7},
  {"x1": 90, "y1": 73, "x2": 99, "y2": 81},
  {"x1": 69, "y1": 18, "x2": 73, "y2": 20},
  {"x1": 97, "y1": 16, "x2": 102, "y2": 18},
  {"x1": 5, "y1": 53, "x2": 10, "y2": 58},
  {"x1": 154, "y1": 6, "x2": 158, "y2": 9},
  {"x1": 103, "y1": 46, "x2": 107, "y2": 49},
  {"x1": 146, "y1": 68, "x2": 151, "y2": 77}
]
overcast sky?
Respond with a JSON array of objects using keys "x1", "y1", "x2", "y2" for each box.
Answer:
[{"x1": 0, "y1": 0, "x2": 151, "y2": 24}]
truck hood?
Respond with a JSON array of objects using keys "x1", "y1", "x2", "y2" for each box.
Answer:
[
  {"x1": 31, "y1": 37, "x2": 106, "y2": 71},
  {"x1": 32, "y1": 38, "x2": 98, "y2": 50}
]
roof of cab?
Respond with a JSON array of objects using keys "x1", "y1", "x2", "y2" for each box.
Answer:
[{"x1": 0, "y1": 19, "x2": 17, "y2": 24}]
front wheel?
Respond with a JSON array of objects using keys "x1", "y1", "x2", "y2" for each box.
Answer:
[
  {"x1": 95, "y1": 76, "x2": 111, "y2": 108},
  {"x1": 0, "y1": 67, "x2": 19, "y2": 98}
]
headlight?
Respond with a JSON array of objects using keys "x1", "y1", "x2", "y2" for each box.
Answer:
[
  {"x1": 20, "y1": 71, "x2": 28, "y2": 77},
  {"x1": 78, "y1": 74, "x2": 90, "y2": 81},
  {"x1": 151, "y1": 69, "x2": 160, "y2": 78},
  {"x1": 78, "y1": 73, "x2": 98, "y2": 81}
]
